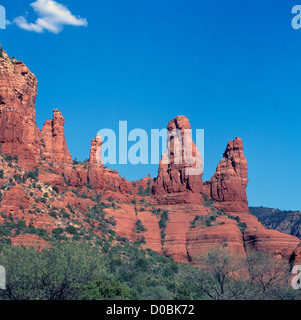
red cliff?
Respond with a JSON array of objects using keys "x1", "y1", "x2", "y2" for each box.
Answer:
[
  {"x1": 0, "y1": 46, "x2": 41, "y2": 166},
  {"x1": 0, "y1": 45, "x2": 299, "y2": 266},
  {"x1": 207, "y1": 137, "x2": 249, "y2": 213},
  {"x1": 40, "y1": 109, "x2": 72, "y2": 164},
  {"x1": 152, "y1": 116, "x2": 203, "y2": 204}
]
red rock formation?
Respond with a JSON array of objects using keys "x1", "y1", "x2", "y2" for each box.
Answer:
[
  {"x1": 40, "y1": 109, "x2": 72, "y2": 164},
  {"x1": 0, "y1": 47, "x2": 41, "y2": 166},
  {"x1": 11, "y1": 234, "x2": 50, "y2": 251},
  {"x1": 87, "y1": 134, "x2": 104, "y2": 188},
  {"x1": 187, "y1": 224, "x2": 246, "y2": 263},
  {"x1": 244, "y1": 228, "x2": 300, "y2": 260},
  {"x1": 152, "y1": 116, "x2": 203, "y2": 204},
  {"x1": 85, "y1": 135, "x2": 134, "y2": 193},
  {"x1": 89, "y1": 134, "x2": 102, "y2": 165},
  {"x1": 208, "y1": 137, "x2": 249, "y2": 213},
  {"x1": 161, "y1": 204, "x2": 208, "y2": 261},
  {"x1": 0, "y1": 47, "x2": 72, "y2": 167},
  {"x1": 63, "y1": 165, "x2": 88, "y2": 188},
  {"x1": 0, "y1": 45, "x2": 299, "y2": 267},
  {"x1": 1, "y1": 185, "x2": 31, "y2": 218}
]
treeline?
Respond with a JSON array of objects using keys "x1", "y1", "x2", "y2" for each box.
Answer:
[{"x1": 0, "y1": 242, "x2": 301, "y2": 300}]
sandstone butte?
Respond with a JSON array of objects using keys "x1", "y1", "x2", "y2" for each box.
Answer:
[{"x1": 0, "y1": 45, "x2": 299, "y2": 263}]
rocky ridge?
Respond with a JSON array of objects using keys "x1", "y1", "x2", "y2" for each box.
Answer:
[{"x1": 0, "y1": 45, "x2": 299, "y2": 265}]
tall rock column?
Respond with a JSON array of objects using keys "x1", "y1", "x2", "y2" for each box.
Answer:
[
  {"x1": 209, "y1": 137, "x2": 249, "y2": 212},
  {"x1": 40, "y1": 109, "x2": 72, "y2": 163},
  {"x1": 89, "y1": 134, "x2": 102, "y2": 165},
  {"x1": 87, "y1": 134, "x2": 104, "y2": 189},
  {"x1": 152, "y1": 115, "x2": 203, "y2": 204}
]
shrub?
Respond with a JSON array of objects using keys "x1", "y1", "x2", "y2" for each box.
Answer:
[
  {"x1": 205, "y1": 219, "x2": 212, "y2": 227},
  {"x1": 26, "y1": 169, "x2": 39, "y2": 180},
  {"x1": 73, "y1": 234, "x2": 81, "y2": 241},
  {"x1": 65, "y1": 225, "x2": 78, "y2": 235},
  {"x1": 138, "y1": 186, "x2": 144, "y2": 196},
  {"x1": 52, "y1": 228, "x2": 64, "y2": 237},
  {"x1": 238, "y1": 222, "x2": 247, "y2": 233},
  {"x1": 13, "y1": 174, "x2": 22, "y2": 183},
  {"x1": 52, "y1": 186, "x2": 59, "y2": 194},
  {"x1": 136, "y1": 219, "x2": 147, "y2": 233},
  {"x1": 0, "y1": 243, "x2": 106, "y2": 300}
]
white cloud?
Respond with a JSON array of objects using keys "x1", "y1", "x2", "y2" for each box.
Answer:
[{"x1": 13, "y1": 0, "x2": 87, "y2": 34}]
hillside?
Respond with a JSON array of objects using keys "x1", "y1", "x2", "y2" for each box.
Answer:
[
  {"x1": 0, "y1": 43, "x2": 300, "y2": 266},
  {"x1": 250, "y1": 207, "x2": 301, "y2": 239}
]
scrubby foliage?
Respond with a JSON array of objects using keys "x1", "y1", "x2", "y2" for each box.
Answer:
[
  {"x1": 250, "y1": 206, "x2": 301, "y2": 239},
  {"x1": 0, "y1": 242, "x2": 202, "y2": 300},
  {"x1": 0, "y1": 241, "x2": 300, "y2": 300}
]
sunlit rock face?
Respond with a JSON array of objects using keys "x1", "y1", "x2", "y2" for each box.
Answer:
[
  {"x1": 152, "y1": 116, "x2": 204, "y2": 204},
  {"x1": 209, "y1": 137, "x2": 249, "y2": 213}
]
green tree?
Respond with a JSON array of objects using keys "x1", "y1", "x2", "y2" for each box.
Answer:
[{"x1": 0, "y1": 243, "x2": 106, "y2": 300}]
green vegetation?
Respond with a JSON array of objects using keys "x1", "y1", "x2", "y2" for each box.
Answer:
[
  {"x1": 0, "y1": 216, "x2": 48, "y2": 241},
  {"x1": 0, "y1": 242, "x2": 299, "y2": 300},
  {"x1": 25, "y1": 169, "x2": 39, "y2": 181},
  {"x1": 202, "y1": 194, "x2": 215, "y2": 208},
  {"x1": 3, "y1": 155, "x2": 18, "y2": 163},
  {"x1": 191, "y1": 245, "x2": 299, "y2": 300},
  {"x1": 52, "y1": 186, "x2": 59, "y2": 194},
  {"x1": 190, "y1": 208, "x2": 248, "y2": 232},
  {"x1": 137, "y1": 181, "x2": 151, "y2": 197},
  {"x1": 136, "y1": 219, "x2": 147, "y2": 234},
  {"x1": 72, "y1": 158, "x2": 88, "y2": 166},
  {"x1": 158, "y1": 210, "x2": 169, "y2": 248},
  {"x1": 250, "y1": 206, "x2": 301, "y2": 238}
]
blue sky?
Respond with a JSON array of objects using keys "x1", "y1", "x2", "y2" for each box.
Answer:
[{"x1": 0, "y1": 0, "x2": 301, "y2": 210}]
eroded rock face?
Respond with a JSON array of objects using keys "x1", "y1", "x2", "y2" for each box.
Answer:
[
  {"x1": 86, "y1": 135, "x2": 104, "y2": 188},
  {"x1": 0, "y1": 45, "x2": 299, "y2": 266},
  {"x1": 208, "y1": 137, "x2": 249, "y2": 213},
  {"x1": 0, "y1": 47, "x2": 72, "y2": 166},
  {"x1": 11, "y1": 234, "x2": 50, "y2": 251},
  {"x1": 0, "y1": 47, "x2": 41, "y2": 165},
  {"x1": 89, "y1": 134, "x2": 102, "y2": 165},
  {"x1": 152, "y1": 116, "x2": 203, "y2": 204},
  {"x1": 244, "y1": 228, "x2": 300, "y2": 260},
  {"x1": 40, "y1": 109, "x2": 72, "y2": 164}
]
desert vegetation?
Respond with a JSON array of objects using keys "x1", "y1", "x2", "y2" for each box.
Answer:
[{"x1": 0, "y1": 242, "x2": 300, "y2": 300}]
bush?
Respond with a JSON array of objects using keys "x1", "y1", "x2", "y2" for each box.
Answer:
[
  {"x1": 136, "y1": 219, "x2": 147, "y2": 233},
  {"x1": 138, "y1": 186, "x2": 144, "y2": 196},
  {"x1": 238, "y1": 222, "x2": 247, "y2": 232},
  {"x1": 0, "y1": 243, "x2": 105, "y2": 300},
  {"x1": 78, "y1": 279, "x2": 135, "y2": 300},
  {"x1": 205, "y1": 219, "x2": 211, "y2": 227},
  {"x1": 52, "y1": 228, "x2": 64, "y2": 237},
  {"x1": 13, "y1": 174, "x2": 22, "y2": 183},
  {"x1": 52, "y1": 186, "x2": 59, "y2": 194},
  {"x1": 65, "y1": 225, "x2": 78, "y2": 235},
  {"x1": 26, "y1": 169, "x2": 39, "y2": 181}
]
